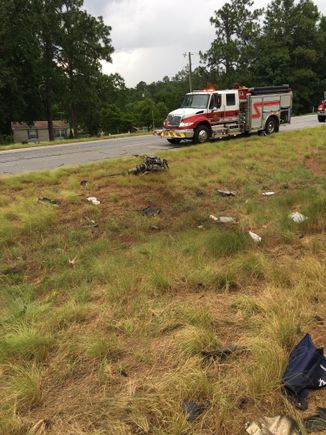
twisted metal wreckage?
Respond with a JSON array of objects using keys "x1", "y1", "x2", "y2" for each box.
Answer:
[{"x1": 108, "y1": 155, "x2": 169, "y2": 177}]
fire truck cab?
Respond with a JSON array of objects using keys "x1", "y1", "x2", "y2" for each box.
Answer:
[{"x1": 156, "y1": 85, "x2": 293, "y2": 144}]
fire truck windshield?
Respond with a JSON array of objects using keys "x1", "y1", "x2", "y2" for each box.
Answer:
[{"x1": 181, "y1": 94, "x2": 210, "y2": 109}]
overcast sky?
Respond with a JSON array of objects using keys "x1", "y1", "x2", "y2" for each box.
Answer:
[{"x1": 84, "y1": 0, "x2": 326, "y2": 88}]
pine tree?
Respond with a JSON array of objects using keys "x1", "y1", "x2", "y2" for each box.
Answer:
[{"x1": 201, "y1": 0, "x2": 263, "y2": 87}]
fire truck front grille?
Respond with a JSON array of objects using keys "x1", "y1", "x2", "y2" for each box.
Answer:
[{"x1": 167, "y1": 115, "x2": 181, "y2": 126}]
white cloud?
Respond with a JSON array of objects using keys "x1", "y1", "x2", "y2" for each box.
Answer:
[{"x1": 84, "y1": 0, "x2": 326, "y2": 87}]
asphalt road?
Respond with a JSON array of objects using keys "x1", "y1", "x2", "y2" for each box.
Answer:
[{"x1": 0, "y1": 114, "x2": 323, "y2": 176}]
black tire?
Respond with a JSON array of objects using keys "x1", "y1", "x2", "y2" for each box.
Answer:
[
  {"x1": 167, "y1": 138, "x2": 182, "y2": 144},
  {"x1": 265, "y1": 117, "x2": 279, "y2": 135},
  {"x1": 193, "y1": 125, "x2": 210, "y2": 144},
  {"x1": 318, "y1": 115, "x2": 326, "y2": 123}
]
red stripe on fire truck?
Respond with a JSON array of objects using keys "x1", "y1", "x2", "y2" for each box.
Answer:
[{"x1": 252, "y1": 101, "x2": 280, "y2": 119}]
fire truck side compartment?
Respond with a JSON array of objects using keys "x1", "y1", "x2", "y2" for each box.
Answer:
[{"x1": 249, "y1": 94, "x2": 282, "y2": 131}]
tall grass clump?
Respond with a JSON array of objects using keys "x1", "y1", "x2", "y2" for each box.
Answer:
[
  {"x1": 0, "y1": 325, "x2": 53, "y2": 362},
  {"x1": 5, "y1": 365, "x2": 43, "y2": 411},
  {"x1": 206, "y1": 229, "x2": 250, "y2": 258}
]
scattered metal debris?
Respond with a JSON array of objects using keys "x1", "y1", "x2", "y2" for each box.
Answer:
[
  {"x1": 109, "y1": 155, "x2": 169, "y2": 177},
  {"x1": 80, "y1": 180, "x2": 88, "y2": 187},
  {"x1": 69, "y1": 257, "x2": 78, "y2": 266},
  {"x1": 249, "y1": 231, "x2": 262, "y2": 243},
  {"x1": 129, "y1": 155, "x2": 169, "y2": 174},
  {"x1": 150, "y1": 225, "x2": 161, "y2": 231},
  {"x1": 210, "y1": 215, "x2": 237, "y2": 223},
  {"x1": 304, "y1": 407, "x2": 326, "y2": 433},
  {"x1": 246, "y1": 415, "x2": 301, "y2": 435},
  {"x1": 140, "y1": 206, "x2": 161, "y2": 217},
  {"x1": 262, "y1": 191, "x2": 275, "y2": 196},
  {"x1": 82, "y1": 217, "x2": 98, "y2": 228},
  {"x1": 202, "y1": 345, "x2": 247, "y2": 361},
  {"x1": 217, "y1": 189, "x2": 236, "y2": 197},
  {"x1": 182, "y1": 400, "x2": 208, "y2": 422},
  {"x1": 87, "y1": 196, "x2": 100, "y2": 206},
  {"x1": 38, "y1": 197, "x2": 60, "y2": 207},
  {"x1": 290, "y1": 212, "x2": 307, "y2": 223}
]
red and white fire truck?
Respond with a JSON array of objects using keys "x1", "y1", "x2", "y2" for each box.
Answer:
[
  {"x1": 155, "y1": 85, "x2": 293, "y2": 144},
  {"x1": 317, "y1": 92, "x2": 326, "y2": 123}
]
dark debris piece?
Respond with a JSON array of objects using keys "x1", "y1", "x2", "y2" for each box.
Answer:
[
  {"x1": 3, "y1": 266, "x2": 21, "y2": 275},
  {"x1": 217, "y1": 189, "x2": 236, "y2": 197},
  {"x1": 140, "y1": 206, "x2": 161, "y2": 217},
  {"x1": 237, "y1": 397, "x2": 252, "y2": 409},
  {"x1": 150, "y1": 225, "x2": 161, "y2": 231},
  {"x1": 304, "y1": 407, "x2": 326, "y2": 433},
  {"x1": 80, "y1": 180, "x2": 88, "y2": 187},
  {"x1": 182, "y1": 400, "x2": 208, "y2": 422},
  {"x1": 202, "y1": 345, "x2": 247, "y2": 360},
  {"x1": 118, "y1": 368, "x2": 128, "y2": 377},
  {"x1": 313, "y1": 314, "x2": 324, "y2": 324},
  {"x1": 38, "y1": 197, "x2": 60, "y2": 206}
]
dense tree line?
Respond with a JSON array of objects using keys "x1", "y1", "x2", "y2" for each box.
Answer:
[{"x1": 0, "y1": 0, "x2": 325, "y2": 143}]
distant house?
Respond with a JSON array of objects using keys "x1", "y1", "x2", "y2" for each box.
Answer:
[{"x1": 11, "y1": 121, "x2": 70, "y2": 143}]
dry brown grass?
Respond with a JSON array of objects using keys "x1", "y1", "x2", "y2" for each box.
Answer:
[{"x1": 1, "y1": 127, "x2": 326, "y2": 434}]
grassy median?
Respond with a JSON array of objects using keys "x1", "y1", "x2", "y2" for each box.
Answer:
[{"x1": 0, "y1": 127, "x2": 326, "y2": 434}]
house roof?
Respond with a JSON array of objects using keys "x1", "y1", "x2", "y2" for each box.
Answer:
[{"x1": 11, "y1": 121, "x2": 69, "y2": 130}]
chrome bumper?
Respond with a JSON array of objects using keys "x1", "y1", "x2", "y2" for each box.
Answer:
[{"x1": 154, "y1": 129, "x2": 193, "y2": 139}]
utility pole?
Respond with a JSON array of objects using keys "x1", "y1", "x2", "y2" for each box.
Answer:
[
  {"x1": 184, "y1": 52, "x2": 194, "y2": 92},
  {"x1": 188, "y1": 52, "x2": 193, "y2": 92}
]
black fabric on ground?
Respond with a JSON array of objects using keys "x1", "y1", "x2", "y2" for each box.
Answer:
[{"x1": 282, "y1": 334, "x2": 326, "y2": 410}]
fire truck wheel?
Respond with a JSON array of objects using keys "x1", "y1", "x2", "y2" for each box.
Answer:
[
  {"x1": 193, "y1": 125, "x2": 210, "y2": 144},
  {"x1": 265, "y1": 117, "x2": 279, "y2": 135},
  {"x1": 167, "y1": 138, "x2": 182, "y2": 144},
  {"x1": 318, "y1": 115, "x2": 325, "y2": 123}
]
